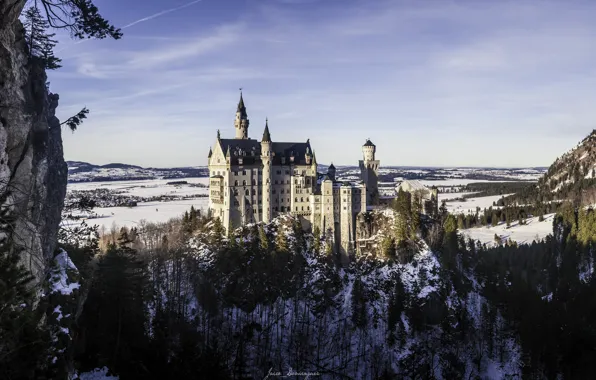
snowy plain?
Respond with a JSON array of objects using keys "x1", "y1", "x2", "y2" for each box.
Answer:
[
  {"x1": 463, "y1": 214, "x2": 555, "y2": 246},
  {"x1": 66, "y1": 178, "x2": 209, "y2": 231}
]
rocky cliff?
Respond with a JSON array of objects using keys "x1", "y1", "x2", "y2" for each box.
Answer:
[{"x1": 0, "y1": 0, "x2": 68, "y2": 284}]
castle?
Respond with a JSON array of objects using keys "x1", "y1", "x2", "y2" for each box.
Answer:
[{"x1": 207, "y1": 93, "x2": 380, "y2": 257}]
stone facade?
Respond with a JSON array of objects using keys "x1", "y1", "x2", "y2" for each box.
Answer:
[
  {"x1": 396, "y1": 179, "x2": 439, "y2": 216},
  {"x1": 208, "y1": 94, "x2": 379, "y2": 259}
]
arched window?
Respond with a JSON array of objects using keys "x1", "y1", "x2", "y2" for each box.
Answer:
[
  {"x1": 301, "y1": 197, "x2": 304, "y2": 202},
  {"x1": 307, "y1": 206, "x2": 310, "y2": 211},
  {"x1": 295, "y1": 197, "x2": 298, "y2": 202},
  {"x1": 234, "y1": 180, "x2": 238, "y2": 186},
  {"x1": 243, "y1": 180, "x2": 246, "y2": 186},
  {"x1": 252, "y1": 189, "x2": 256, "y2": 195},
  {"x1": 301, "y1": 206, "x2": 304, "y2": 211},
  {"x1": 245, "y1": 189, "x2": 249, "y2": 196}
]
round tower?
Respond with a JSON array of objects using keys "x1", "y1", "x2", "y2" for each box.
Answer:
[
  {"x1": 359, "y1": 139, "x2": 380, "y2": 206},
  {"x1": 261, "y1": 119, "x2": 272, "y2": 222},
  {"x1": 235, "y1": 91, "x2": 249, "y2": 139},
  {"x1": 362, "y1": 139, "x2": 376, "y2": 161}
]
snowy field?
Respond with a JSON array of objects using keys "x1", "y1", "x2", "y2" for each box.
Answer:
[
  {"x1": 68, "y1": 177, "x2": 209, "y2": 197},
  {"x1": 442, "y1": 194, "x2": 515, "y2": 214},
  {"x1": 463, "y1": 213, "x2": 555, "y2": 246},
  {"x1": 66, "y1": 178, "x2": 210, "y2": 231}
]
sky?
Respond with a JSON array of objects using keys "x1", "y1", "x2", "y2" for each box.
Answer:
[{"x1": 45, "y1": 0, "x2": 596, "y2": 168}]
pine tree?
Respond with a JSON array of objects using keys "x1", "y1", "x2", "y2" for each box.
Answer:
[
  {"x1": 275, "y1": 227, "x2": 288, "y2": 253},
  {"x1": 258, "y1": 224, "x2": 269, "y2": 252},
  {"x1": 312, "y1": 225, "x2": 321, "y2": 254},
  {"x1": 23, "y1": 6, "x2": 62, "y2": 69}
]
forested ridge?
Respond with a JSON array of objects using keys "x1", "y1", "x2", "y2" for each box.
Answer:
[{"x1": 17, "y1": 195, "x2": 590, "y2": 379}]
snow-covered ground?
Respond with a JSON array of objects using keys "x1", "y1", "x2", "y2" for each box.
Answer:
[
  {"x1": 463, "y1": 213, "x2": 555, "y2": 246},
  {"x1": 89, "y1": 199, "x2": 209, "y2": 231},
  {"x1": 444, "y1": 194, "x2": 514, "y2": 214},
  {"x1": 69, "y1": 177, "x2": 209, "y2": 197},
  {"x1": 66, "y1": 178, "x2": 210, "y2": 230}
]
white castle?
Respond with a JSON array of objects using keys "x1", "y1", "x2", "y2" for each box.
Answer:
[{"x1": 207, "y1": 93, "x2": 380, "y2": 257}]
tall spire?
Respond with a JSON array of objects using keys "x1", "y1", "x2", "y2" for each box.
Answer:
[
  {"x1": 262, "y1": 118, "x2": 271, "y2": 142},
  {"x1": 237, "y1": 89, "x2": 247, "y2": 118}
]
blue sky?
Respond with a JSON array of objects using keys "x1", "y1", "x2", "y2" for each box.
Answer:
[{"x1": 47, "y1": 0, "x2": 596, "y2": 168}]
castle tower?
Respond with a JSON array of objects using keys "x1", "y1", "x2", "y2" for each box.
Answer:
[
  {"x1": 328, "y1": 163, "x2": 336, "y2": 182},
  {"x1": 234, "y1": 92, "x2": 249, "y2": 139},
  {"x1": 261, "y1": 119, "x2": 272, "y2": 223},
  {"x1": 359, "y1": 139, "x2": 380, "y2": 206}
]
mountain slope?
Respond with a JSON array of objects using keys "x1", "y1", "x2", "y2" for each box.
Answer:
[
  {"x1": 539, "y1": 130, "x2": 596, "y2": 192},
  {"x1": 511, "y1": 130, "x2": 596, "y2": 205}
]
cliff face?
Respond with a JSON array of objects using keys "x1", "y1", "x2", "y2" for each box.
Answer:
[{"x1": 0, "y1": 0, "x2": 68, "y2": 283}]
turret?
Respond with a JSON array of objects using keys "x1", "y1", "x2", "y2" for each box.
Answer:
[
  {"x1": 362, "y1": 139, "x2": 376, "y2": 161},
  {"x1": 328, "y1": 163, "x2": 336, "y2": 182},
  {"x1": 234, "y1": 92, "x2": 249, "y2": 139},
  {"x1": 261, "y1": 119, "x2": 272, "y2": 222}
]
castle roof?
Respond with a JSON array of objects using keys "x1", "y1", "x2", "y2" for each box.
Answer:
[
  {"x1": 262, "y1": 119, "x2": 271, "y2": 142},
  {"x1": 399, "y1": 179, "x2": 427, "y2": 191},
  {"x1": 217, "y1": 138, "x2": 313, "y2": 166},
  {"x1": 363, "y1": 139, "x2": 375, "y2": 147},
  {"x1": 237, "y1": 92, "x2": 247, "y2": 119}
]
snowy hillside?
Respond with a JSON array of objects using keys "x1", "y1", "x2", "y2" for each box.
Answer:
[{"x1": 538, "y1": 130, "x2": 596, "y2": 193}]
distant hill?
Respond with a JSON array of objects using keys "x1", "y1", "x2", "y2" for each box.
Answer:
[
  {"x1": 511, "y1": 130, "x2": 596, "y2": 205},
  {"x1": 66, "y1": 161, "x2": 209, "y2": 183}
]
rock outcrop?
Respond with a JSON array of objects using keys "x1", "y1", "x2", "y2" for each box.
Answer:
[{"x1": 1, "y1": 0, "x2": 68, "y2": 284}]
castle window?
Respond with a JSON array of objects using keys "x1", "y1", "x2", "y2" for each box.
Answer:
[
  {"x1": 234, "y1": 180, "x2": 238, "y2": 186},
  {"x1": 285, "y1": 170, "x2": 289, "y2": 175},
  {"x1": 252, "y1": 189, "x2": 256, "y2": 195},
  {"x1": 275, "y1": 180, "x2": 278, "y2": 185},
  {"x1": 275, "y1": 207, "x2": 279, "y2": 211},
  {"x1": 252, "y1": 179, "x2": 256, "y2": 185},
  {"x1": 308, "y1": 206, "x2": 310, "y2": 211},
  {"x1": 301, "y1": 206, "x2": 304, "y2": 211},
  {"x1": 343, "y1": 207, "x2": 346, "y2": 210},
  {"x1": 287, "y1": 198, "x2": 290, "y2": 203},
  {"x1": 234, "y1": 171, "x2": 238, "y2": 176},
  {"x1": 242, "y1": 170, "x2": 246, "y2": 175},
  {"x1": 243, "y1": 180, "x2": 246, "y2": 186},
  {"x1": 281, "y1": 189, "x2": 284, "y2": 194},
  {"x1": 296, "y1": 207, "x2": 298, "y2": 211},
  {"x1": 272, "y1": 189, "x2": 276, "y2": 194},
  {"x1": 301, "y1": 197, "x2": 304, "y2": 202},
  {"x1": 295, "y1": 197, "x2": 298, "y2": 202},
  {"x1": 277, "y1": 170, "x2": 281, "y2": 175}
]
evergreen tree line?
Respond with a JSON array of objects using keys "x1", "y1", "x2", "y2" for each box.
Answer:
[
  {"x1": 451, "y1": 200, "x2": 565, "y2": 230},
  {"x1": 465, "y1": 203, "x2": 596, "y2": 378}
]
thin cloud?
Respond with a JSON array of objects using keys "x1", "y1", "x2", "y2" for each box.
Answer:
[
  {"x1": 55, "y1": 0, "x2": 203, "y2": 53},
  {"x1": 121, "y1": 0, "x2": 202, "y2": 29}
]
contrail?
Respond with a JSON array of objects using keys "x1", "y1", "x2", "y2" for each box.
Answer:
[
  {"x1": 56, "y1": 0, "x2": 202, "y2": 52},
  {"x1": 121, "y1": 0, "x2": 202, "y2": 29}
]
